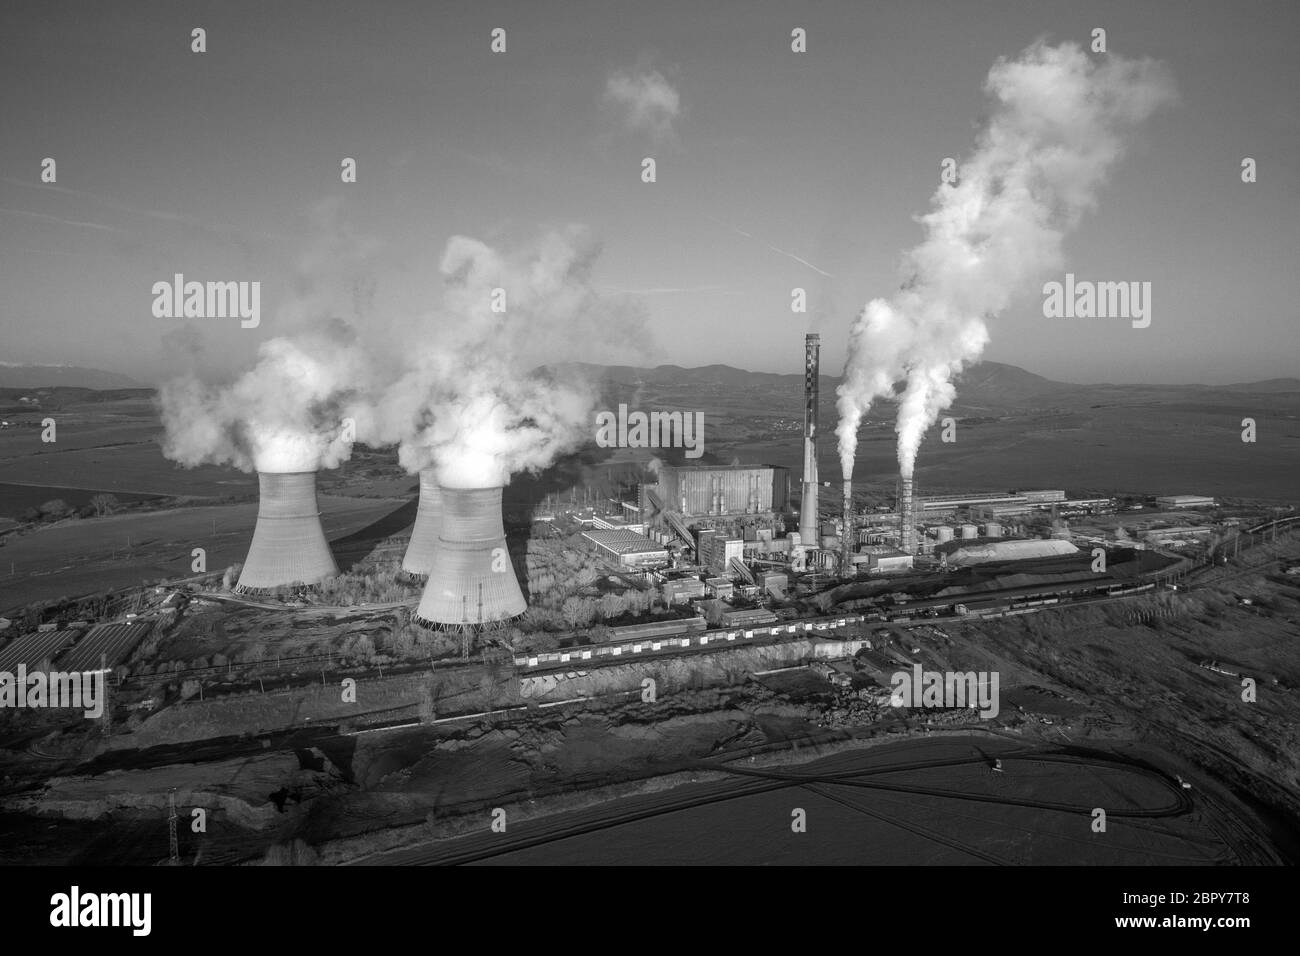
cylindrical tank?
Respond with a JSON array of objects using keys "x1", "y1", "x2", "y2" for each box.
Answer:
[
  {"x1": 960, "y1": 523, "x2": 979, "y2": 539},
  {"x1": 236, "y1": 472, "x2": 339, "y2": 592},
  {"x1": 416, "y1": 486, "x2": 527, "y2": 626},
  {"x1": 936, "y1": 525, "x2": 955, "y2": 543},
  {"x1": 984, "y1": 521, "x2": 1002, "y2": 538},
  {"x1": 400, "y1": 470, "x2": 443, "y2": 578}
]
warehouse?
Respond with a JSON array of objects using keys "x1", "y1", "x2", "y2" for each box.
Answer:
[
  {"x1": 582, "y1": 528, "x2": 669, "y2": 569},
  {"x1": 1155, "y1": 495, "x2": 1217, "y2": 509}
]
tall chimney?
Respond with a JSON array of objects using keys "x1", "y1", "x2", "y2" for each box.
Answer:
[
  {"x1": 415, "y1": 486, "x2": 527, "y2": 627},
  {"x1": 842, "y1": 479, "x2": 853, "y2": 577},
  {"x1": 400, "y1": 470, "x2": 443, "y2": 579},
  {"x1": 900, "y1": 475, "x2": 916, "y2": 555},
  {"x1": 236, "y1": 472, "x2": 339, "y2": 592},
  {"x1": 799, "y1": 333, "x2": 820, "y2": 546}
]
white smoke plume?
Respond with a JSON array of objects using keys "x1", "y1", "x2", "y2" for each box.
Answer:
[
  {"x1": 372, "y1": 227, "x2": 639, "y2": 488},
  {"x1": 158, "y1": 318, "x2": 373, "y2": 473},
  {"x1": 836, "y1": 40, "x2": 1176, "y2": 480}
]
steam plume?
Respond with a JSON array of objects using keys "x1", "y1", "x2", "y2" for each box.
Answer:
[
  {"x1": 159, "y1": 318, "x2": 372, "y2": 473},
  {"x1": 836, "y1": 41, "x2": 1176, "y2": 479},
  {"x1": 373, "y1": 227, "x2": 638, "y2": 488}
]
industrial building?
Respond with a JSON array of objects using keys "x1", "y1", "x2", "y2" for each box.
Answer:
[
  {"x1": 1156, "y1": 495, "x2": 1217, "y2": 509},
  {"x1": 945, "y1": 539, "x2": 1079, "y2": 566},
  {"x1": 854, "y1": 545, "x2": 914, "y2": 574},
  {"x1": 582, "y1": 527, "x2": 669, "y2": 569},
  {"x1": 756, "y1": 570, "x2": 788, "y2": 599},
  {"x1": 236, "y1": 472, "x2": 339, "y2": 592},
  {"x1": 415, "y1": 485, "x2": 527, "y2": 628},
  {"x1": 696, "y1": 529, "x2": 745, "y2": 574},
  {"x1": 640, "y1": 463, "x2": 789, "y2": 518},
  {"x1": 704, "y1": 577, "x2": 734, "y2": 599},
  {"x1": 662, "y1": 577, "x2": 706, "y2": 604},
  {"x1": 1019, "y1": 490, "x2": 1067, "y2": 502}
]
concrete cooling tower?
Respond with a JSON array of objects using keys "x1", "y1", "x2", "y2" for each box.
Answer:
[
  {"x1": 400, "y1": 471, "x2": 443, "y2": 579},
  {"x1": 415, "y1": 486, "x2": 527, "y2": 627},
  {"x1": 236, "y1": 472, "x2": 339, "y2": 592}
]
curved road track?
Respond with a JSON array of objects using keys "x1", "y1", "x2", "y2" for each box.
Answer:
[{"x1": 352, "y1": 738, "x2": 1224, "y2": 866}]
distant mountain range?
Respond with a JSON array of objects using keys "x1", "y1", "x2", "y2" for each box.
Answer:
[
  {"x1": 0, "y1": 363, "x2": 143, "y2": 389},
  {"x1": 1, "y1": 359, "x2": 1296, "y2": 404},
  {"x1": 563, "y1": 360, "x2": 1300, "y2": 403}
]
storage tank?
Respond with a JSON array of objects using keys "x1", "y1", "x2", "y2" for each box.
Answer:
[
  {"x1": 935, "y1": 525, "x2": 955, "y2": 543},
  {"x1": 236, "y1": 472, "x2": 338, "y2": 592},
  {"x1": 400, "y1": 470, "x2": 443, "y2": 579},
  {"x1": 960, "y1": 523, "x2": 979, "y2": 540},
  {"x1": 983, "y1": 521, "x2": 1002, "y2": 538},
  {"x1": 415, "y1": 486, "x2": 527, "y2": 627}
]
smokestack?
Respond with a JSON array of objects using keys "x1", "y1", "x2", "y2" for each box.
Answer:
[
  {"x1": 415, "y1": 486, "x2": 527, "y2": 627},
  {"x1": 400, "y1": 470, "x2": 444, "y2": 579},
  {"x1": 900, "y1": 476, "x2": 916, "y2": 555},
  {"x1": 236, "y1": 472, "x2": 339, "y2": 592},
  {"x1": 799, "y1": 333, "x2": 820, "y2": 546},
  {"x1": 842, "y1": 479, "x2": 853, "y2": 577}
]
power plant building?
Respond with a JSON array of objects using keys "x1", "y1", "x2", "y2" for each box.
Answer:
[
  {"x1": 236, "y1": 472, "x2": 339, "y2": 593},
  {"x1": 640, "y1": 463, "x2": 788, "y2": 518},
  {"x1": 696, "y1": 529, "x2": 745, "y2": 574}
]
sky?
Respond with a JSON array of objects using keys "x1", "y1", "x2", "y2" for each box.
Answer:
[{"x1": 0, "y1": 0, "x2": 1296, "y2": 387}]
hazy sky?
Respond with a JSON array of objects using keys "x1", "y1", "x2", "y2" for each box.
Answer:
[{"x1": 1, "y1": 0, "x2": 1296, "y2": 386}]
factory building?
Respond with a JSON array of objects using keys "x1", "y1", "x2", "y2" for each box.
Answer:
[
  {"x1": 1156, "y1": 495, "x2": 1217, "y2": 509},
  {"x1": 704, "y1": 577, "x2": 734, "y2": 599},
  {"x1": 696, "y1": 529, "x2": 745, "y2": 574},
  {"x1": 582, "y1": 528, "x2": 670, "y2": 569},
  {"x1": 921, "y1": 493, "x2": 1028, "y2": 514},
  {"x1": 1019, "y1": 490, "x2": 1067, "y2": 502},
  {"x1": 641, "y1": 463, "x2": 789, "y2": 518},
  {"x1": 662, "y1": 577, "x2": 706, "y2": 605},
  {"x1": 853, "y1": 544, "x2": 914, "y2": 574},
  {"x1": 756, "y1": 570, "x2": 789, "y2": 599}
]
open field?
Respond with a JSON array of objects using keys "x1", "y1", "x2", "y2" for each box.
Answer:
[{"x1": 0, "y1": 495, "x2": 407, "y2": 613}]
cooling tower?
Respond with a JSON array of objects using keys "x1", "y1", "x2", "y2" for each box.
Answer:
[
  {"x1": 400, "y1": 471, "x2": 444, "y2": 579},
  {"x1": 799, "y1": 333, "x2": 820, "y2": 546},
  {"x1": 415, "y1": 486, "x2": 527, "y2": 627},
  {"x1": 900, "y1": 476, "x2": 917, "y2": 555},
  {"x1": 235, "y1": 472, "x2": 339, "y2": 592}
]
